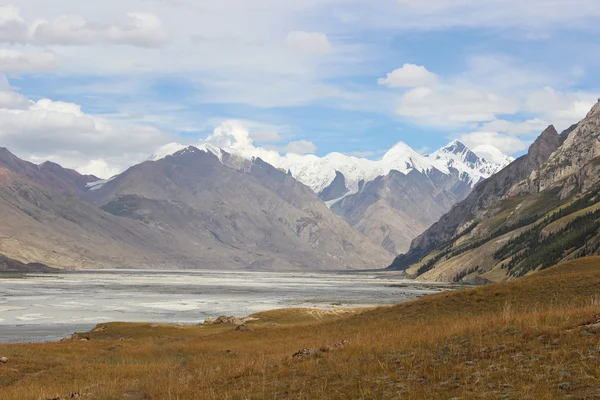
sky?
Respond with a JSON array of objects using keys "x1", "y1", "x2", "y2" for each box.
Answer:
[{"x1": 0, "y1": 0, "x2": 599, "y2": 178}]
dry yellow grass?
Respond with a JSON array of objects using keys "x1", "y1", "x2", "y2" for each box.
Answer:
[{"x1": 2, "y1": 258, "x2": 600, "y2": 399}]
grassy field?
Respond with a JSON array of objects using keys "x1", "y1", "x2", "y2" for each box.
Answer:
[{"x1": 2, "y1": 258, "x2": 600, "y2": 399}]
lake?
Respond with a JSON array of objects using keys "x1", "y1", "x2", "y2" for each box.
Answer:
[{"x1": 0, "y1": 270, "x2": 443, "y2": 343}]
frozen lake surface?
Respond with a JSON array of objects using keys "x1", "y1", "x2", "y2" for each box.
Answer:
[{"x1": 0, "y1": 270, "x2": 443, "y2": 343}]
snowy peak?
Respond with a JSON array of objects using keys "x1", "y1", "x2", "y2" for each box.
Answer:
[
  {"x1": 473, "y1": 144, "x2": 515, "y2": 167},
  {"x1": 438, "y1": 140, "x2": 480, "y2": 165},
  {"x1": 383, "y1": 141, "x2": 420, "y2": 160},
  {"x1": 428, "y1": 140, "x2": 512, "y2": 185},
  {"x1": 382, "y1": 141, "x2": 448, "y2": 174},
  {"x1": 429, "y1": 140, "x2": 485, "y2": 180},
  {"x1": 148, "y1": 142, "x2": 189, "y2": 161},
  {"x1": 148, "y1": 142, "x2": 223, "y2": 162},
  {"x1": 142, "y1": 137, "x2": 513, "y2": 203}
]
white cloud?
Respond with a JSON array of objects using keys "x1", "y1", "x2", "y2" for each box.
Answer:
[
  {"x1": 202, "y1": 121, "x2": 255, "y2": 150},
  {"x1": 0, "y1": 6, "x2": 167, "y2": 47},
  {"x1": 76, "y1": 159, "x2": 122, "y2": 178},
  {"x1": 0, "y1": 49, "x2": 58, "y2": 73},
  {"x1": 283, "y1": 140, "x2": 317, "y2": 155},
  {"x1": 397, "y1": 87, "x2": 519, "y2": 125},
  {"x1": 0, "y1": 5, "x2": 28, "y2": 44},
  {"x1": 526, "y1": 87, "x2": 596, "y2": 128},
  {"x1": 285, "y1": 31, "x2": 332, "y2": 55},
  {"x1": 385, "y1": 55, "x2": 595, "y2": 148},
  {"x1": 251, "y1": 127, "x2": 283, "y2": 143},
  {"x1": 0, "y1": 79, "x2": 172, "y2": 178},
  {"x1": 440, "y1": 85, "x2": 596, "y2": 157},
  {"x1": 372, "y1": 0, "x2": 600, "y2": 31},
  {"x1": 199, "y1": 120, "x2": 317, "y2": 156},
  {"x1": 0, "y1": 89, "x2": 30, "y2": 109},
  {"x1": 378, "y1": 64, "x2": 438, "y2": 88},
  {"x1": 457, "y1": 131, "x2": 528, "y2": 154},
  {"x1": 479, "y1": 118, "x2": 549, "y2": 135},
  {"x1": 0, "y1": 0, "x2": 597, "y2": 165}
]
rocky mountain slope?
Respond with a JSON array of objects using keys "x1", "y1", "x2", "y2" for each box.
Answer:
[
  {"x1": 0, "y1": 254, "x2": 57, "y2": 273},
  {"x1": 329, "y1": 141, "x2": 512, "y2": 253},
  {"x1": 0, "y1": 163, "x2": 205, "y2": 269},
  {"x1": 389, "y1": 100, "x2": 600, "y2": 282},
  {"x1": 0, "y1": 147, "x2": 99, "y2": 197},
  {"x1": 87, "y1": 147, "x2": 391, "y2": 270},
  {"x1": 0, "y1": 146, "x2": 390, "y2": 270},
  {"x1": 331, "y1": 169, "x2": 461, "y2": 254}
]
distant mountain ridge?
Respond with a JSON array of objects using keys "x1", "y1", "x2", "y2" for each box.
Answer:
[
  {"x1": 0, "y1": 147, "x2": 99, "y2": 197},
  {"x1": 145, "y1": 139, "x2": 512, "y2": 206},
  {"x1": 139, "y1": 138, "x2": 512, "y2": 254},
  {"x1": 0, "y1": 129, "x2": 513, "y2": 271}
]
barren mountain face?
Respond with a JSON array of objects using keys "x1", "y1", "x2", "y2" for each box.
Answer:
[
  {"x1": 0, "y1": 146, "x2": 391, "y2": 270},
  {"x1": 0, "y1": 147, "x2": 99, "y2": 197},
  {"x1": 389, "y1": 101, "x2": 600, "y2": 282},
  {"x1": 327, "y1": 141, "x2": 510, "y2": 253}
]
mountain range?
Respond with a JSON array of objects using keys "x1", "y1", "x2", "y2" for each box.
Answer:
[
  {"x1": 143, "y1": 139, "x2": 513, "y2": 253},
  {"x1": 0, "y1": 134, "x2": 512, "y2": 271},
  {"x1": 390, "y1": 99, "x2": 600, "y2": 282}
]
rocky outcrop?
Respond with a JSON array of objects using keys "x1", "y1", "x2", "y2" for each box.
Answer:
[
  {"x1": 529, "y1": 125, "x2": 561, "y2": 166},
  {"x1": 531, "y1": 100, "x2": 600, "y2": 195},
  {"x1": 204, "y1": 316, "x2": 244, "y2": 326},
  {"x1": 292, "y1": 340, "x2": 349, "y2": 358},
  {"x1": 0, "y1": 254, "x2": 58, "y2": 273},
  {"x1": 319, "y1": 171, "x2": 349, "y2": 202}
]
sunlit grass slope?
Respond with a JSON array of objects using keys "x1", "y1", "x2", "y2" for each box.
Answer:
[{"x1": 1, "y1": 257, "x2": 600, "y2": 399}]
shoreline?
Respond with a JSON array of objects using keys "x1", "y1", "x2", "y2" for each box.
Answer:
[
  {"x1": 0, "y1": 270, "x2": 460, "y2": 344},
  {"x1": 0, "y1": 304, "x2": 392, "y2": 345}
]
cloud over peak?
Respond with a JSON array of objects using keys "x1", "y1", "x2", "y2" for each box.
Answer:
[{"x1": 0, "y1": 75, "x2": 171, "y2": 178}]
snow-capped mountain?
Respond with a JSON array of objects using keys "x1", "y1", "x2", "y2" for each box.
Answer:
[
  {"x1": 146, "y1": 136, "x2": 513, "y2": 206},
  {"x1": 427, "y1": 140, "x2": 515, "y2": 187},
  {"x1": 323, "y1": 141, "x2": 514, "y2": 254},
  {"x1": 149, "y1": 142, "x2": 223, "y2": 162},
  {"x1": 119, "y1": 131, "x2": 514, "y2": 256},
  {"x1": 472, "y1": 144, "x2": 515, "y2": 171},
  {"x1": 269, "y1": 145, "x2": 450, "y2": 198},
  {"x1": 273, "y1": 140, "x2": 511, "y2": 205}
]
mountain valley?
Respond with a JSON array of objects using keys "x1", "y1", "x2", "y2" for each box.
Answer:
[
  {"x1": 390, "y1": 100, "x2": 600, "y2": 282},
  {"x1": 0, "y1": 136, "x2": 511, "y2": 271}
]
